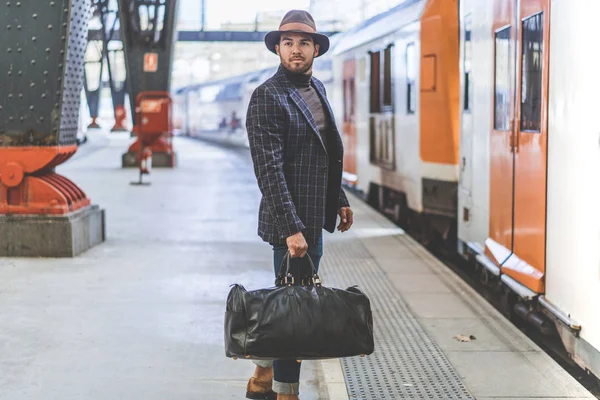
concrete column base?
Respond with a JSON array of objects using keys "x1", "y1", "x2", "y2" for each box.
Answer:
[
  {"x1": 0, "y1": 205, "x2": 106, "y2": 257},
  {"x1": 121, "y1": 151, "x2": 176, "y2": 168}
]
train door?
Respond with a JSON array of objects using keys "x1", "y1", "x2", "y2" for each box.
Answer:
[
  {"x1": 487, "y1": 0, "x2": 517, "y2": 270},
  {"x1": 342, "y1": 59, "x2": 358, "y2": 185},
  {"x1": 510, "y1": 0, "x2": 550, "y2": 292},
  {"x1": 487, "y1": 0, "x2": 550, "y2": 293}
]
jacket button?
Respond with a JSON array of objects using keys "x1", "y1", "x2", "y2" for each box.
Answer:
[{"x1": 337, "y1": 159, "x2": 342, "y2": 163}]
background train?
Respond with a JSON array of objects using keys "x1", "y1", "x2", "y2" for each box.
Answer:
[
  {"x1": 173, "y1": 0, "x2": 600, "y2": 382},
  {"x1": 172, "y1": 49, "x2": 338, "y2": 148},
  {"x1": 173, "y1": 67, "x2": 275, "y2": 148}
]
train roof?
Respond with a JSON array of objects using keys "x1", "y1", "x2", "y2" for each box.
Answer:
[
  {"x1": 174, "y1": 66, "x2": 277, "y2": 95},
  {"x1": 333, "y1": 0, "x2": 425, "y2": 55}
]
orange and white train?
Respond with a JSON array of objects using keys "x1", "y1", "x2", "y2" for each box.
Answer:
[{"x1": 329, "y1": 0, "x2": 600, "y2": 380}]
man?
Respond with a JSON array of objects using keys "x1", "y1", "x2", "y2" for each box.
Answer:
[{"x1": 245, "y1": 9, "x2": 353, "y2": 400}]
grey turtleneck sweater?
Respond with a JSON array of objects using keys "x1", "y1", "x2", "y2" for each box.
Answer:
[{"x1": 283, "y1": 67, "x2": 330, "y2": 150}]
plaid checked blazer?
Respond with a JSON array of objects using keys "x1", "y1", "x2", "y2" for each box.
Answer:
[{"x1": 246, "y1": 65, "x2": 350, "y2": 245}]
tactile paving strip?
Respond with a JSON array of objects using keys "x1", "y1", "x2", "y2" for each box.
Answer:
[{"x1": 323, "y1": 241, "x2": 474, "y2": 399}]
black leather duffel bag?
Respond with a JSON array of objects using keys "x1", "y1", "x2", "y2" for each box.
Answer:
[{"x1": 224, "y1": 253, "x2": 374, "y2": 360}]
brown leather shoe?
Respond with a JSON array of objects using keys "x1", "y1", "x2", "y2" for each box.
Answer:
[{"x1": 246, "y1": 377, "x2": 277, "y2": 400}]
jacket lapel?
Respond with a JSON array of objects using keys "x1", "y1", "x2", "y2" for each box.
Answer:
[
  {"x1": 275, "y1": 66, "x2": 328, "y2": 154},
  {"x1": 288, "y1": 89, "x2": 327, "y2": 154},
  {"x1": 313, "y1": 83, "x2": 341, "y2": 137},
  {"x1": 313, "y1": 81, "x2": 344, "y2": 155}
]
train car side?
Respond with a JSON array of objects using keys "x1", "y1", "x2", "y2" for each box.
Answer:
[
  {"x1": 172, "y1": 68, "x2": 277, "y2": 148},
  {"x1": 543, "y1": 0, "x2": 600, "y2": 379},
  {"x1": 457, "y1": 0, "x2": 600, "y2": 379},
  {"x1": 333, "y1": 0, "x2": 460, "y2": 245},
  {"x1": 172, "y1": 51, "x2": 338, "y2": 149}
]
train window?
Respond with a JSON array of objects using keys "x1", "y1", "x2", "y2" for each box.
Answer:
[
  {"x1": 520, "y1": 13, "x2": 543, "y2": 132},
  {"x1": 463, "y1": 14, "x2": 472, "y2": 112},
  {"x1": 343, "y1": 78, "x2": 356, "y2": 122},
  {"x1": 371, "y1": 45, "x2": 394, "y2": 113},
  {"x1": 369, "y1": 46, "x2": 396, "y2": 169},
  {"x1": 421, "y1": 55, "x2": 436, "y2": 91},
  {"x1": 369, "y1": 51, "x2": 381, "y2": 113},
  {"x1": 406, "y1": 43, "x2": 416, "y2": 114},
  {"x1": 494, "y1": 27, "x2": 511, "y2": 131},
  {"x1": 383, "y1": 45, "x2": 393, "y2": 107}
]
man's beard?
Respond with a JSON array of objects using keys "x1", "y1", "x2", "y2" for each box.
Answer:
[{"x1": 283, "y1": 57, "x2": 313, "y2": 74}]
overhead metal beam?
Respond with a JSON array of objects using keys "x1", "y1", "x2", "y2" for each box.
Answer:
[
  {"x1": 88, "y1": 29, "x2": 340, "y2": 42},
  {"x1": 179, "y1": 30, "x2": 266, "y2": 41}
]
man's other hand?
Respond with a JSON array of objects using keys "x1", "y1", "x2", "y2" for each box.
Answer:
[
  {"x1": 337, "y1": 207, "x2": 354, "y2": 232},
  {"x1": 286, "y1": 231, "x2": 308, "y2": 258}
]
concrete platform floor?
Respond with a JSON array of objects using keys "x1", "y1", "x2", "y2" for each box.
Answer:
[
  {"x1": 0, "y1": 133, "x2": 343, "y2": 400},
  {"x1": 0, "y1": 132, "x2": 596, "y2": 400}
]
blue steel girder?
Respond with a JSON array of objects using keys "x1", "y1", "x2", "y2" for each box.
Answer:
[
  {"x1": 117, "y1": 0, "x2": 179, "y2": 125},
  {"x1": 88, "y1": 29, "x2": 340, "y2": 42}
]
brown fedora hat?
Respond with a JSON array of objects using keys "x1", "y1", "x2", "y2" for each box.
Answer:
[{"x1": 264, "y1": 10, "x2": 329, "y2": 57}]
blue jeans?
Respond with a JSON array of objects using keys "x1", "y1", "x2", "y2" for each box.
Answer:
[{"x1": 254, "y1": 236, "x2": 323, "y2": 395}]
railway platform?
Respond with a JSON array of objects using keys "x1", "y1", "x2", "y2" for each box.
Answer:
[{"x1": 0, "y1": 132, "x2": 596, "y2": 400}]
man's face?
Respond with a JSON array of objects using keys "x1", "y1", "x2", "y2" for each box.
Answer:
[{"x1": 276, "y1": 32, "x2": 320, "y2": 74}]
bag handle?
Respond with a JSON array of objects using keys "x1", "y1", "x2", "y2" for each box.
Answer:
[
  {"x1": 278, "y1": 251, "x2": 322, "y2": 287},
  {"x1": 281, "y1": 251, "x2": 317, "y2": 275}
]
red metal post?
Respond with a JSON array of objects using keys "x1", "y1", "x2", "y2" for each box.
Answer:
[{"x1": 123, "y1": 91, "x2": 175, "y2": 168}]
